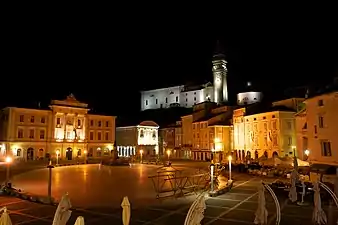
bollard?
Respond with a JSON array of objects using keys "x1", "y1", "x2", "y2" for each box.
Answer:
[{"x1": 47, "y1": 164, "x2": 54, "y2": 204}]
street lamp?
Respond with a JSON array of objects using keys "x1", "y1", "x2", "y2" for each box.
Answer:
[
  {"x1": 140, "y1": 150, "x2": 143, "y2": 163},
  {"x1": 84, "y1": 150, "x2": 87, "y2": 163},
  {"x1": 5, "y1": 156, "x2": 12, "y2": 187},
  {"x1": 167, "y1": 150, "x2": 171, "y2": 160},
  {"x1": 304, "y1": 149, "x2": 310, "y2": 160},
  {"x1": 228, "y1": 155, "x2": 232, "y2": 181},
  {"x1": 56, "y1": 150, "x2": 60, "y2": 165},
  {"x1": 210, "y1": 163, "x2": 215, "y2": 194}
]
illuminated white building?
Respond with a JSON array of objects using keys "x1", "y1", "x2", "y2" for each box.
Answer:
[
  {"x1": 140, "y1": 83, "x2": 215, "y2": 111},
  {"x1": 237, "y1": 92, "x2": 263, "y2": 105},
  {"x1": 116, "y1": 121, "x2": 159, "y2": 157},
  {"x1": 140, "y1": 47, "x2": 228, "y2": 111},
  {"x1": 0, "y1": 94, "x2": 116, "y2": 161}
]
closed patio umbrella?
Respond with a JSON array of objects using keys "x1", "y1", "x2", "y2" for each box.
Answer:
[
  {"x1": 184, "y1": 195, "x2": 206, "y2": 225},
  {"x1": 52, "y1": 193, "x2": 72, "y2": 225},
  {"x1": 312, "y1": 182, "x2": 327, "y2": 225},
  {"x1": 74, "y1": 216, "x2": 85, "y2": 225},
  {"x1": 288, "y1": 170, "x2": 298, "y2": 202},
  {"x1": 254, "y1": 183, "x2": 268, "y2": 225},
  {"x1": 0, "y1": 207, "x2": 12, "y2": 225},
  {"x1": 121, "y1": 196, "x2": 130, "y2": 225}
]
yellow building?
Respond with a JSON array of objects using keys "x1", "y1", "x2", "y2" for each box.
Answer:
[
  {"x1": 191, "y1": 106, "x2": 233, "y2": 161},
  {"x1": 295, "y1": 91, "x2": 338, "y2": 164},
  {"x1": 181, "y1": 114, "x2": 193, "y2": 158},
  {"x1": 233, "y1": 106, "x2": 296, "y2": 161},
  {"x1": 0, "y1": 94, "x2": 116, "y2": 161}
]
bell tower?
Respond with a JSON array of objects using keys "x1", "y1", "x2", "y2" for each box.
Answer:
[{"x1": 212, "y1": 41, "x2": 228, "y2": 104}]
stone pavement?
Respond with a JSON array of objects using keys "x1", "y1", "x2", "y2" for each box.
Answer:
[{"x1": 1, "y1": 176, "x2": 338, "y2": 224}]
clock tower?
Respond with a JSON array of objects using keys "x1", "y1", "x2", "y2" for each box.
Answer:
[{"x1": 212, "y1": 41, "x2": 228, "y2": 104}]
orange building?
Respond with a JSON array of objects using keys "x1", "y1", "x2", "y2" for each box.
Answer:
[{"x1": 296, "y1": 90, "x2": 338, "y2": 164}]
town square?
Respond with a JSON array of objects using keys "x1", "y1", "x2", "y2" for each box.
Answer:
[{"x1": 1, "y1": 7, "x2": 337, "y2": 225}]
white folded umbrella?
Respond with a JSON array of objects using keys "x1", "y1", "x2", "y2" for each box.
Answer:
[
  {"x1": 121, "y1": 196, "x2": 130, "y2": 225},
  {"x1": 0, "y1": 207, "x2": 12, "y2": 225},
  {"x1": 52, "y1": 193, "x2": 72, "y2": 225}
]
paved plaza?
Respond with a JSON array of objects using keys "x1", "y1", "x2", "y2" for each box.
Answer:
[
  {"x1": 1, "y1": 162, "x2": 338, "y2": 224},
  {"x1": 2, "y1": 176, "x2": 338, "y2": 224}
]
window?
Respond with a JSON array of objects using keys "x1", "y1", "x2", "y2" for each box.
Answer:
[
  {"x1": 272, "y1": 121, "x2": 277, "y2": 130},
  {"x1": 56, "y1": 118, "x2": 61, "y2": 125},
  {"x1": 106, "y1": 121, "x2": 109, "y2": 127},
  {"x1": 66, "y1": 132, "x2": 70, "y2": 139},
  {"x1": 186, "y1": 98, "x2": 188, "y2": 102},
  {"x1": 18, "y1": 129, "x2": 23, "y2": 138},
  {"x1": 176, "y1": 96, "x2": 178, "y2": 102},
  {"x1": 166, "y1": 97, "x2": 168, "y2": 103},
  {"x1": 98, "y1": 121, "x2": 101, "y2": 127},
  {"x1": 20, "y1": 115, "x2": 24, "y2": 122},
  {"x1": 194, "y1": 97, "x2": 196, "y2": 101},
  {"x1": 314, "y1": 125, "x2": 317, "y2": 134},
  {"x1": 155, "y1": 99, "x2": 158, "y2": 104},
  {"x1": 17, "y1": 149, "x2": 21, "y2": 156},
  {"x1": 318, "y1": 116, "x2": 324, "y2": 128},
  {"x1": 41, "y1": 117, "x2": 45, "y2": 123},
  {"x1": 98, "y1": 132, "x2": 101, "y2": 140},
  {"x1": 90, "y1": 132, "x2": 94, "y2": 140},
  {"x1": 263, "y1": 123, "x2": 267, "y2": 130},
  {"x1": 105, "y1": 132, "x2": 109, "y2": 140},
  {"x1": 321, "y1": 141, "x2": 331, "y2": 156},
  {"x1": 40, "y1": 130, "x2": 45, "y2": 139},
  {"x1": 77, "y1": 119, "x2": 81, "y2": 127},
  {"x1": 29, "y1": 129, "x2": 34, "y2": 139},
  {"x1": 145, "y1": 100, "x2": 148, "y2": 105},
  {"x1": 194, "y1": 92, "x2": 196, "y2": 95},
  {"x1": 90, "y1": 120, "x2": 94, "y2": 126},
  {"x1": 30, "y1": 116, "x2": 35, "y2": 123},
  {"x1": 288, "y1": 136, "x2": 292, "y2": 146},
  {"x1": 318, "y1": 99, "x2": 324, "y2": 106},
  {"x1": 272, "y1": 115, "x2": 276, "y2": 118},
  {"x1": 287, "y1": 121, "x2": 292, "y2": 129}
]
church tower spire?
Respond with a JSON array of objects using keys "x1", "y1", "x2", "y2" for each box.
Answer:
[{"x1": 212, "y1": 40, "x2": 228, "y2": 104}]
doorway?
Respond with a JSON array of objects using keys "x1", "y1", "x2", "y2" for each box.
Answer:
[
  {"x1": 27, "y1": 148, "x2": 34, "y2": 160},
  {"x1": 66, "y1": 147, "x2": 73, "y2": 160}
]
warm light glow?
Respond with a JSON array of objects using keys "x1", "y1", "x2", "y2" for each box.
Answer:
[
  {"x1": 107, "y1": 145, "x2": 113, "y2": 150},
  {"x1": 214, "y1": 138, "x2": 220, "y2": 143},
  {"x1": 56, "y1": 150, "x2": 60, "y2": 155},
  {"x1": 5, "y1": 156, "x2": 12, "y2": 163},
  {"x1": 228, "y1": 155, "x2": 232, "y2": 161},
  {"x1": 304, "y1": 149, "x2": 310, "y2": 156},
  {"x1": 84, "y1": 150, "x2": 87, "y2": 154},
  {"x1": 140, "y1": 150, "x2": 143, "y2": 155},
  {"x1": 167, "y1": 150, "x2": 171, "y2": 156}
]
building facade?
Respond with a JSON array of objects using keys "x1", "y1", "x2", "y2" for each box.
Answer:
[
  {"x1": 191, "y1": 106, "x2": 233, "y2": 162},
  {"x1": 295, "y1": 91, "x2": 338, "y2": 164},
  {"x1": 233, "y1": 108, "x2": 296, "y2": 161},
  {"x1": 116, "y1": 121, "x2": 159, "y2": 158},
  {"x1": 0, "y1": 94, "x2": 116, "y2": 161},
  {"x1": 140, "y1": 50, "x2": 228, "y2": 111}
]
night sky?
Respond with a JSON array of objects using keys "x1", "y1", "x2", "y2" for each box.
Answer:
[{"x1": 2, "y1": 10, "x2": 337, "y2": 117}]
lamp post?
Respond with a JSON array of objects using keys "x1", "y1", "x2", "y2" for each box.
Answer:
[
  {"x1": 228, "y1": 155, "x2": 232, "y2": 181},
  {"x1": 56, "y1": 150, "x2": 60, "y2": 165},
  {"x1": 84, "y1": 150, "x2": 87, "y2": 163},
  {"x1": 210, "y1": 163, "x2": 215, "y2": 193},
  {"x1": 47, "y1": 161, "x2": 54, "y2": 203},
  {"x1": 167, "y1": 150, "x2": 171, "y2": 161},
  {"x1": 140, "y1": 150, "x2": 143, "y2": 163},
  {"x1": 304, "y1": 149, "x2": 310, "y2": 161},
  {"x1": 5, "y1": 156, "x2": 12, "y2": 187}
]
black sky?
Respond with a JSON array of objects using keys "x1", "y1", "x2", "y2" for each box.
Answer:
[{"x1": 2, "y1": 9, "x2": 337, "y2": 116}]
